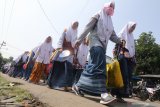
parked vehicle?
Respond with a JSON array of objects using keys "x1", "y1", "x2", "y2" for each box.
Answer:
[
  {"x1": 133, "y1": 79, "x2": 149, "y2": 101},
  {"x1": 133, "y1": 75, "x2": 160, "y2": 101},
  {"x1": 1, "y1": 63, "x2": 11, "y2": 73},
  {"x1": 147, "y1": 84, "x2": 160, "y2": 102}
]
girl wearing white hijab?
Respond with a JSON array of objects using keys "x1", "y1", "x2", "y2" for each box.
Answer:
[
  {"x1": 73, "y1": 1, "x2": 121, "y2": 104},
  {"x1": 111, "y1": 22, "x2": 136, "y2": 102},
  {"x1": 77, "y1": 38, "x2": 89, "y2": 68},
  {"x1": 29, "y1": 36, "x2": 54, "y2": 84},
  {"x1": 119, "y1": 22, "x2": 136, "y2": 57},
  {"x1": 48, "y1": 22, "x2": 79, "y2": 91},
  {"x1": 11, "y1": 51, "x2": 29, "y2": 78},
  {"x1": 23, "y1": 46, "x2": 40, "y2": 81},
  {"x1": 57, "y1": 21, "x2": 79, "y2": 54}
]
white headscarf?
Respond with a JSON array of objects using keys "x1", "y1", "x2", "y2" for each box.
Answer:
[
  {"x1": 77, "y1": 43, "x2": 89, "y2": 67},
  {"x1": 34, "y1": 36, "x2": 53, "y2": 64},
  {"x1": 41, "y1": 36, "x2": 52, "y2": 50},
  {"x1": 97, "y1": 1, "x2": 114, "y2": 43},
  {"x1": 119, "y1": 21, "x2": 136, "y2": 57},
  {"x1": 14, "y1": 52, "x2": 29, "y2": 63},
  {"x1": 65, "y1": 22, "x2": 78, "y2": 47}
]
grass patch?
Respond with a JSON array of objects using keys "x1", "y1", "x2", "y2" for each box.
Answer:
[{"x1": 0, "y1": 76, "x2": 33, "y2": 102}]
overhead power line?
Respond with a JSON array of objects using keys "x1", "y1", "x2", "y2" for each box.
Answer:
[
  {"x1": 77, "y1": 0, "x2": 90, "y2": 19},
  {"x1": 1, "y1": 0, "x2": 7, "y2": 40},
  {"x1": 5, "y1": 0, "x2": 16, "y2": 41},
  {"x1": 36, "y1": 0, "x2": 59, "y2": 35},
  {"x1": 6, "y1": 42, "x2": 25, "y2": 52}
]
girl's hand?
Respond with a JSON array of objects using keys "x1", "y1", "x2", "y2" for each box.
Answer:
[{"x1": 74, "y1": 41, "x2": 81, "y2": 49}]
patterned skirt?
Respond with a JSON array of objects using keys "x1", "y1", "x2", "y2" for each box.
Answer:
[
  {"x1": 76, "y1": 46, "x2": 107, "y2": 95},
  {"x1": 29, "y1": 62, "x2": 47, "y2": 83}
]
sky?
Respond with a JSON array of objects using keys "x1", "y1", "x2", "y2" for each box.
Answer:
[{"x1": 0, "y1": 0, "x2": 160, "y2": 59}]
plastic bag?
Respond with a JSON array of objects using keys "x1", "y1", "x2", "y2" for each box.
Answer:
[{"x1": 106, "y1": 60, "x2": 124, "y2": 88}]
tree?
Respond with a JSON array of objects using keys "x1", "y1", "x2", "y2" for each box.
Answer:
[
  {"x1": 135, "y1": 32, "x2": 160, "y2": 75},
  {"x1": 0, "y1": 52, "x2": 13, "y2": 70},
  {"x1": 0, "y1": 53, "x2": 3, "y2": 69},
  {"x1": 8, "y1": 56, "x2": 14, "y2": 62}
]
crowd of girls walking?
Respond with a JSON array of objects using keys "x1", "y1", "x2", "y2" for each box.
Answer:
[{"x1": 2, "y1": 1, "x2": 137, "y2": 105}]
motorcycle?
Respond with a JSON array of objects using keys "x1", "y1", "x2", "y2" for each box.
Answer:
[
  {"x1": 132, "y1": 80, "x2": 149, "y2": 101},
  {"x1": 147, "y1": 84, "x2": 160, "y2": 102}
]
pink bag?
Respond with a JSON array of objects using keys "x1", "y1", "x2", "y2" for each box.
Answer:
[
  {"x1": 46, "y1": 63, "x2": 53, "y2": 75},
  {"x1": 23, "y1": 64, "x2": 27, "y2": 70}
]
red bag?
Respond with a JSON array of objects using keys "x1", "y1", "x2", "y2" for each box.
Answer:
[
  {"x1": 23, "y1": 64, "x2": 27, "y2": 70},
  {"x1": 46, "y1": 63, "x2": 53, "y2": 75}
]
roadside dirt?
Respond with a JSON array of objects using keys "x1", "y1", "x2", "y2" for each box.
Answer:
[{"x1": 1, "y1": 73, "x2": 160, "y2": 107}]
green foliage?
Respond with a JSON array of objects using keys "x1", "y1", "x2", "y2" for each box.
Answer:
[
  {"x1": 135, "y1": 32, "x2": 160, "y2": 75},
  {"x1": 0, "y1": 76, "x2": 33, "y2": 102},
  {"x1": 0, "y1": 52, "x2": 13, "y2": 70},
  {"x1": 0, "y1": 53, "x2": 4, "y2": 69}
]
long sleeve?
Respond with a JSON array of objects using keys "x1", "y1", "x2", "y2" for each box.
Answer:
[
  {"x1": 77, "y1": 14, "x2": 99, "y2": 44},
  {"x1": 49, "y1": 47, "x2": 54, "y2": 56},
  {"x1": 33, "y1": 45, "x2": 41, "y2": 59},
  {"x1": 57, "y1": 32, "x2": 66, "y2": 49},
  {"x1": 71, "y1": 35, "x2": 77, "y2": 48},
  {"x1": 110, "y1": 30, "x2": 121, "y2": 44}
]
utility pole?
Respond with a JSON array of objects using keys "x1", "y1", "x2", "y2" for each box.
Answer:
[{"x1": 0, "y1": 41, "x2": 6, "y2": 50}]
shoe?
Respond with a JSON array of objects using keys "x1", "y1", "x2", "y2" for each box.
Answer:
[
  {"x1": 25, "y1": 79, "x2": 28, "y2": 81},
  {"x1": 100, "y1": 94, "x2": 116, "y2": 105},
  {"x1": 72, "y1": 85, "x2": 79, "y2": 95},
  {"x1": 72, "y1": 85, "x2": 84, "y2": 97},
  {"x1": 116, "y1": 98, "x2": 127, "y2": 103},
  {"x1": 79, "y1": 90, "x2": 84, "y2": 97}
]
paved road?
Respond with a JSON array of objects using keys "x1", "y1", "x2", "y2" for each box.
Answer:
[{"x1": 1, "y1": 73, "x2": 160, "y2": 107}]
